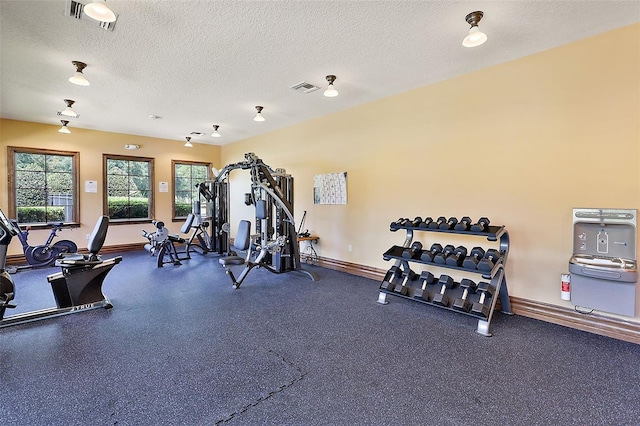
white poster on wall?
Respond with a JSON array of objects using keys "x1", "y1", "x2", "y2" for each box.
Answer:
[
  {"x1": 85, "y1": 180, "x2": 97, "y2": 193},
  {"x1": 313, "y1": 172, "x2": 347, "y2": 204},
  {"x1": 159, "y1": 181, "x2": 169, "y2": 192}
]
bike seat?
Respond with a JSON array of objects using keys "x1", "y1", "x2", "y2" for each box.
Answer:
[{"x1": 48, "y1": 222, "x2": 64, "y2": 228}]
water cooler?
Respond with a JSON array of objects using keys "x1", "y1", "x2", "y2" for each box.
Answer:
[{"x1": 569, "y1": 208, "x2": 637, "y2": 316}]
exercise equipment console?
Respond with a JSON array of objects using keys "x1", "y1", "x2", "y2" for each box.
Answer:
[{"x1": 0, "y1": 208, "x2": 121, "y2": 328}]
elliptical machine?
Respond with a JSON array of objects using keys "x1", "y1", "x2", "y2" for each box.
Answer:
[{"x1": 0, "y1": 207, "x2": 122, "y2": 328}]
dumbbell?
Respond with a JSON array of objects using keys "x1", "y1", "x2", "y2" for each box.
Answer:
[
  {"x1": 477, "y1": 249, "x2": 501, "y2": 272},
  {"x1": 380, "y1": 266, "x2": 402, "y2": 292},
  {"x1": 462, "y1": 247, "x2": 486, "y2": 270},
  {"x1": 454, "y1": 216, "x2": 472, "y2": 231},
  {"x1": 401, "y1": 241, "x2": 423, "y2": 259},
  {"x1": 433, "y1": 245, "x2": 455, "y2": 265},
  {"x1": 445, "y1": 246, "x2": 468, "y2": 267},
  {"x1": 413, "y1": 271, "x2": 436, "y2": 301},
  {"x1": 394, "y1": 269, "x2": 417, "y2": 296},
  {"x1": 471, "y1": 282, "x2": 495, "y2": 318},
  {"x1": 408, "y1": 217, "x2": 422, "y2": 228},
  {"x1": 419, "y1": 217, "x2": 433, "y2": 228},
  {"x1": 429, "y1": 216, "x2": 446, "y2": 229},
  {"x1": 470, "y1": 217, "x2": 490, "y2": 232},
  {"x1": 452, "y1": 278, "x2": 478, "y2": 312},
  {"x1": 420, "y1": 243, "x2": 443, "y2": 262},
  {"x1": 439, "y1": 217, "x2": 458, "y2": 230},
  {"x1": 432, "y1": 275, "x2": 455, "y2": 306}
]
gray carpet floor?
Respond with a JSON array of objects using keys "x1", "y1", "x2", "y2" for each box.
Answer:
[{"x1": 1, "y1": 249, "x2": 639, "y2": 425}]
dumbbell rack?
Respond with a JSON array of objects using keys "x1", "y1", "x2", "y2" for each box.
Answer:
[{"x1": 376, "y1": 220, "x2": 512, "y2": 336}]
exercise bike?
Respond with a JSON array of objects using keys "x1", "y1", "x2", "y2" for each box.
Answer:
[
  {"x1": 0, "y1": 208, "x2": 122, "y2": 328},
  {"x1": 10, "y1": 219, "x2": 77, "y2": 268}
]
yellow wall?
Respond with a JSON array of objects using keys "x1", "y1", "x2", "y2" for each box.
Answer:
[
  {"x1": 221, "y1": 24, "x2": 640, "y2": 321},
  {"x1": 0, "y1": 119, "x2": 221, "y2": 255}
]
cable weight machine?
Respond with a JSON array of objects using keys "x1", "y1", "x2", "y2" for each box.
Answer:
[{"x1": 202, "y1": 153, "x2": 317, "y2": 286}]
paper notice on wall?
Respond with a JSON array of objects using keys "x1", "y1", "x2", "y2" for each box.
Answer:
[
  {"x1": 159, "y1": 182, "x2": 169, "y2": 192},
  {"x1": 313, "y1": 172, "x2": 347, "y2": 204},
  {"x1": 85, "y1": 180, "x2": 97, "y2": 193}
]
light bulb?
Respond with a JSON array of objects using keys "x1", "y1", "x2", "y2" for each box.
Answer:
[
  {"x1": 69, "y1": 71, "x2": 90, "y2": 86},
  {"x1": 59, "y1": 121, "x2": 71, "y2": 133},
  {"x1": 83, "y1": 0, "x2": 116, "y2": 23},
  {"x1": 324, "y1": 84, "x2": 338, "y2": 97},
  {"x1": 254, "y1": 106, "x2": 265, "y2": 121},
  {"x1": 212, "y1": 125, "x2": 221, "y2": 137},
  {"x1": 463, "y1": 26, "x2": 487, "y2": 47},
  {"x1": 60, "y1": 107, "x2": 78, "y2": 118}
]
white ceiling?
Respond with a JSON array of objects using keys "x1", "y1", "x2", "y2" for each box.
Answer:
[{"x1": 1, "y1": 1, "x2": 638, "y2": 146}]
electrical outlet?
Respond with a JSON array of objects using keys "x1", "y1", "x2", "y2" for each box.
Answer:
[{"x1": 348, "y1": 244, "x2": 353, "y2": 252}]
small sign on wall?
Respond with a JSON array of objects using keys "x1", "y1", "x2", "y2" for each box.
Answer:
[
  {"x1": 159, "y1": 181, "x2": 169, "y2": 192},
  {"x1": 85, "y1": 180, "x2": 97, "y2": 193}
]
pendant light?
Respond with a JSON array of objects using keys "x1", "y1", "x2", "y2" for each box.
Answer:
[
  {"x1": 324, "y1": 75, "x2": 339, "y2": 97},
  {"x1": 462, "y1": 11, "x2": 487, "y2": 48},
  {"x1": 83, "y1": 0, "x2": 116, "y2": 23},
  {"x1": 184, "y1": 137, "x2": 193, "y2": 148},
  {"x1": 211, "y1": 125, "x2": 221, "y2": 138},
  {"x1": 58, "y1": 120, "x2": 71, "y2": 134},
  {"x1": 69, "y1": 61, "x2": 90, "y2": 86},
  {"x1": 60, "y1": 99, "x2": 78, "y2": 118},
  {"x1": 254, "y1": 106, "x2": 265, "y2": 122}
]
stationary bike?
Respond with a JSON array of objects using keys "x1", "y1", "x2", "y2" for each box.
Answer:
[
  {"x1": 10, "y1": 219, "x2": 77, "y2": 267},
  {"x1": 0, "y1": 208, "x2": 122, "y2": 328}
]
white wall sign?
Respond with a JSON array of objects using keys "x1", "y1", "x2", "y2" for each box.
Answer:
[
  {"x1": 85, "y1": 180, "x2": 97, "y2": 193},
  {"x1": 159, "y1": 181, "x2": 169, "y2": 192}
]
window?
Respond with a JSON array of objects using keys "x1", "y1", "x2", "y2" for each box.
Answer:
[
  {"x1": 172, "y1": 160, "x2": 210, "y2": 219},
  {"x1": 104, "y1": 155, "x2": 154, "y2": 222},
  {"x1": 8, "y1": 147, "x2": 79, "y2": 225}
]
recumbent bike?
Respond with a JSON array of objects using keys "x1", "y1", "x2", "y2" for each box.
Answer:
[{"x1": 0, "y1": 208, "x2": 122, "y2": 328}]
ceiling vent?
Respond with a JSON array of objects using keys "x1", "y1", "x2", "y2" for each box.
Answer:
[
  {"x1": 190, "y1": 132, "x2": 205, "y2": 136},
  {"x1": 290, "y1": 82, "x2": 320, "y2": 94},
  {"x1": 64, "y1": 0, "x2": 117, "y2": 31}
]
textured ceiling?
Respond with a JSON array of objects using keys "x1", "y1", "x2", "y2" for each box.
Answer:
[{"x1": 1, "y1": 1, "x2": 639, "y2": 146}]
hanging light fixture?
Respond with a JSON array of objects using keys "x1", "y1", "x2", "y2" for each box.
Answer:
[
  {"x1": 184, "y1": 137, "x2": 193, "y2": 148},
  {"x1": 83, "y1": 0, "x2": 116, "y2": 23},
  {"x1": 254, "y1": 106, "x2": 265, "y2": 122},
  {"x1": 69, "y1": 61, "x2": 90, "y2": 86},
  {"x1": 211, "y1": 125, "x2": 221, "y2": 138},
  {"x1": 324, "y1": 75, "x2": 339, "y2": 97},
  {"x1": 462, "y1": 11, "x2": 487, "y2": 48},
  {"x1": 58, "y1": 120, "x2": 71, "y2": 134},
  {"x1": 60, "y1": 99, "x2": 78, "y2": 118}
]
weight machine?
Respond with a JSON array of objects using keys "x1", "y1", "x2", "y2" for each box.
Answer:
[{"x1": 211, "y1": 153, "x2": 318, "y2": 288}]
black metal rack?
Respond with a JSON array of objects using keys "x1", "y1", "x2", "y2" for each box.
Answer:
[{"x1": 377, "y1": 220, "x2": 512, "y2": 336}]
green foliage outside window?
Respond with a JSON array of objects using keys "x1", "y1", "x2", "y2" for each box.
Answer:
[
  {"x1": 174, "y1": 162, "x2": 208, "y2": 218},
  {"x1": 106, "y1": 157, "x2": 152, "y2": 220},
  {"x1": 14, "y1": 151, "x2": 75, "y2": 224}
]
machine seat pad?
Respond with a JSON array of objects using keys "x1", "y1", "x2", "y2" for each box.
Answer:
[
  {"x1": 55, "y1": 256, "x2": 103, "y2": 267},
  {"x1": 168, "y1": 235, "x2": 185, "y2": 243},
  {"x1": 219, "y1": 256, "x2": 245, "y2": 266}
]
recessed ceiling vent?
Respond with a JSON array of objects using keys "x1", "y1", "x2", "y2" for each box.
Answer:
[
  {"x1": 190, "y1": 132, "x2": 205, "y2": 136},
  {"x1": 290, "y1": 82, "x2": 320, "y2": 94},
  {"x1": 65, "y1": 0, "x2": 117, "y2": 31}
]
